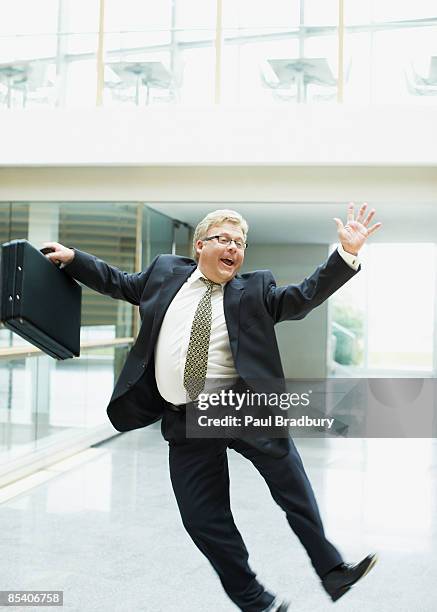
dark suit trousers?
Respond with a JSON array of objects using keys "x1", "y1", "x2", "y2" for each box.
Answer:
[{"x1": 162, "y1": 407, "x2": 343, "y2": 612}]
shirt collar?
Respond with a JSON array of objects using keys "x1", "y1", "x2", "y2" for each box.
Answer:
[{"x1": 187, "y1": 266, "x2": 226, "y2": 289}]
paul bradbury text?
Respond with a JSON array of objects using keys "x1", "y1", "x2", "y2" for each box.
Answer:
[{"x1": 197, "y1": 415, "x2": 334, "y2": 429}]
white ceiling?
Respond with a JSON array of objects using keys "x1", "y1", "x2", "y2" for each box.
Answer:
[{"x1": 149, "y1": 201, "x2": 436, "y2": 244}]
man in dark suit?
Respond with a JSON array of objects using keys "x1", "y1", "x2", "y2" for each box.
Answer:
[{"x1": 44, "y1": 202, "x2": 381, "y2": 612}]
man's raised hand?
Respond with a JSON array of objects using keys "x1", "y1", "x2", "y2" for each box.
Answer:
[{"x1": 333, "y1": 202, "x2": 382, "y2": 255}]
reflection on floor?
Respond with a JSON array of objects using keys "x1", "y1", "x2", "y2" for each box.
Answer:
[{"x1": 0, "y1": 428, "x2": 436, "y2": 611}]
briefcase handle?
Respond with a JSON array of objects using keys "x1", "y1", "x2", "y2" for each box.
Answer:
[{"x1": 40, "y1": 246, "x2": 62, "y2": 268}]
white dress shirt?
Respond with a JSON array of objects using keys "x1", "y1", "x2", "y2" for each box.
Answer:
[
  {"x1": 154, "y1": 246, "x2": 359, "y2": 404},
  {"x1": 337, "y1": 243, "x2": 360, "y2": 270},
  {"x1": 154, "y1": 267, "x2": 237, "y2": 405}
]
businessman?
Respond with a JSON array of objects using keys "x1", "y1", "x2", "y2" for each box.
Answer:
[{"x1": 44, "y1": 203, "x2": 381, "y2": 612}]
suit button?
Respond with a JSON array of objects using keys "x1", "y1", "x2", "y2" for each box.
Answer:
[
  {"x1": 127, "y1": 381, "x2": 132, "y2": 387},
  {"x1": 141, "y1": 362, "x2": 146, "y2": 368}
]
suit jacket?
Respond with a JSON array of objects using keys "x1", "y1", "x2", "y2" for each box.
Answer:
[{"x1": 64, "y1": 248, "x2": 359, "y2": 456}]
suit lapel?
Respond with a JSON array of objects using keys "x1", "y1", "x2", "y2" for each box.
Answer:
[
  {"x1": 224, "y1": 276, "x2": 245, "y2": 362},
  {"x1": 147, "y1": 263, "x2": 196, "y2": 356},
  {"x1": 145, "y1": 264, "x2": 245, "y2": 365}
]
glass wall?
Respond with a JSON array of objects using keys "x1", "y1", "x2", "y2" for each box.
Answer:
[
  {"x1": 0, "y1": 345, "x2": 130, "y2": 462},
  {"x1": 0, "y1": 201, "x2": 192, "y2": 470},
  {"x1": 344, "y1": 4, "x2": 437, "y2": 104},
  {"x1": 0, "y1": 0, "x2": 100, "y2": 108},
  {"x1": 59, "y1": 202, "x2": 137, "y2": 339},
  {"x1": 143, "y1": 206, "x2": 174, "y2": 265},
  {"x1": 330, "y1": 243, "x2": 436, "y2": 376},
  {"x1": 141, "y1": 206, "x2": 192, "y2": 266},
  {"x1": 0, "y1": 0, "x2": 435, "y2": 108}
]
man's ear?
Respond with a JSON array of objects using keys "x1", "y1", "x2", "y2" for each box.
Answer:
[{"x1": 195, "y1": 239, "x2": 203, "y2": 257}]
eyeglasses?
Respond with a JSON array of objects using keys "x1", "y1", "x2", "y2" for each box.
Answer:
[{"x1": 202, "y1": 234, "x2": 248, "y2": 250}]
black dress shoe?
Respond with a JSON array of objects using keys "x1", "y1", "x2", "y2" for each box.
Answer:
[{"x1": 322, "y1": 553, "x2": 378, "y2": 602}]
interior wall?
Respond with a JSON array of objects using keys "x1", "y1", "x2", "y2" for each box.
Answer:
[
  {"x1": 1, "y1": 107, "x2": 436, "y2": 166},
  {"x1": 243, "y1": 244, "x2": 330, "y2": 378},
  {"x1": 0, "y1": 165, "x2": 436, "y2": 202}
]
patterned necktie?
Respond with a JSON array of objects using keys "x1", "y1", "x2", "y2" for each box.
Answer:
[{"x1": 183, "y1": 277, "x2": 220, "y2": 401}]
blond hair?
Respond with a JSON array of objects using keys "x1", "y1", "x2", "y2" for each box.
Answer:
[{"x1": 192, "y1": 209, "x2": 249, "y2": 261}]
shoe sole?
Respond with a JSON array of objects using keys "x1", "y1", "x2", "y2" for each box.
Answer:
[
  {"x1": 329, "y1": 554, "x2": 378, "y2": 602},
  {"x1": 330, "y1": 584, "x2": 351, "y2": 602}
]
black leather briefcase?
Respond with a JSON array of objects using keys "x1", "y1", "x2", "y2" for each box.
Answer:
[{"x1": 0, "y1": 239, "x2": 81, "y2": 359}]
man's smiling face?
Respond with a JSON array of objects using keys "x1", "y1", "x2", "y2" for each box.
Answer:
[{"x1": 196, "y1": 222, "x2": 246, "y2": 284}]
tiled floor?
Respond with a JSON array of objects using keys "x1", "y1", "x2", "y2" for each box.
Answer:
[{"x1": 1, "y1": 427, "x2": 436, "y2": 611}]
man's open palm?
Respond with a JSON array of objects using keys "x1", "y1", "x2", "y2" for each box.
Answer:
[{"x1": 334, "y1": 202, "x2": 382, "y2": 255}]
